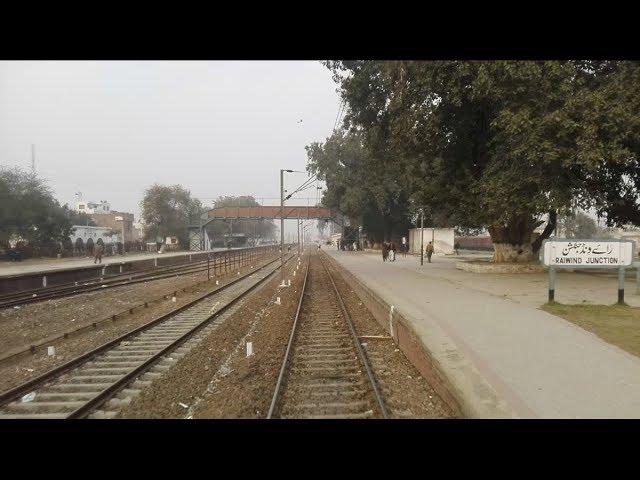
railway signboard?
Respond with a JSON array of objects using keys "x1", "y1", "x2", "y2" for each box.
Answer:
[
  {"x1": 542, "y1": 239, "x2": 634, "y2": 267},
  {"x1": 542, "y1": 239, "x2": 636, "y2": 304}
]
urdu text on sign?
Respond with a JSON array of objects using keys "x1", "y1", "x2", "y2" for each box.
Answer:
[{"x1": 542, "y1": 240, "x2": 634, "y2": 268}]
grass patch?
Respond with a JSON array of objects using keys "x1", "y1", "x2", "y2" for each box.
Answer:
[{"x1": 541, "y1": 303, "x2": 640, "y2": 358}]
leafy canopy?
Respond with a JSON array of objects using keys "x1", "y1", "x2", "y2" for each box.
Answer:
[
  {"x1": 140, "y1": 184, "x2": 203, "y2": 246},
  {"x1": 0, "y1": 167, "x2": 74, "y2": 247},
  {"x1": 318, "y1": 61, "x2": 640, "y2": 253}
]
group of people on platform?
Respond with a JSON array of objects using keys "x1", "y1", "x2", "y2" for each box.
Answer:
[
  {"x1": 333, "y1": 236, "x2": 462, "y2": 264},
  {"x1": 381, "y1": 240, "x2": 436, "y2": 263},
  {"x1": 336, "y1": 240, "x2": 362, "y2": 251}
]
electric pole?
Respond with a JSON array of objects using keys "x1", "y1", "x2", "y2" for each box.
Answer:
[{"x1": 280, "y1": 169, "x2": 293, "y2": 285}]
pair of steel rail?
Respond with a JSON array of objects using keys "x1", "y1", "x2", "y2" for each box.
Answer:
[
  {"x1": 267, "y1": 253, "x2": 388, "y2": 419},
  {"x1": 0, "y1": 253, "x2": 295, "y2": 419}
]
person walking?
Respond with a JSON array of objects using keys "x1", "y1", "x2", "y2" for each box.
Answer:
[
  {"x1": 389, "y1": 242, "x2": 397, "y2": 262},
  {"x1": 381, "y1": 242, "x2": 389, "y2": 262},
  {"x1": 425, "y1": 241, "x2": 434, "y2": 263},
  {"x1": 94, "y1": 242, "x2": 104, "y2": 264},
  {"x1": 454, "y1": 241, "x2": 460, "y2": 255}
]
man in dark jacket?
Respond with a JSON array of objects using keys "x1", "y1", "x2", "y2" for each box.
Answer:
[
  {"x1": 425, "y1": 241, "x2": 434, "y2": 263},
  {"x1": 94, "y1": 242, "x2": 104, "y2": 264}
]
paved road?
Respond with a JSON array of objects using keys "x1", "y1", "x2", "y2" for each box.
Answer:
[{"x1": 327, "y1": 250, "x2": 640, "y2": 418}]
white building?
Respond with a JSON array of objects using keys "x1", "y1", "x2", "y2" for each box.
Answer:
[
  {"x1": 409, "y1": 227, "x2": 455, "y2": 255},
  {"x1": 70, "y1": 225, "x2": 120, "y2": 245},
  {"x1": 75, "y1": 200, "x2": 111, "y2": 215}
]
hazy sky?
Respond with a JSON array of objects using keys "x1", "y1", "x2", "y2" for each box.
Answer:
[{"x1": 0, "y1": 61, "x2": 341, "y2": 235}]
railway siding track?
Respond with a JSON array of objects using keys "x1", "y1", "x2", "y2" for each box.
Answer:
[
  {"x1": 0, "y1": 253, "x2": 281, "y2": 366},
  {"x1": 0, "y1": 254, "x2": 294, "y2": 419},
  {"x1": 268, "y1": 253, "x2": 388, "y2": 419},
  {"x1": 0, "y1": 247, "x2": 275, "y2": 309}
]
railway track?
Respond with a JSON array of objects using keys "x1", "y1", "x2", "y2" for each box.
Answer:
[
  {"x1": 268, "y1": 252, "x2": 388, "y2": 419},
  {"x1": 0, "y1": 253, "x2": 295, "y2": 419},
  {"x1": 0, "y1": 249, "x2": 270, "y2": 309},
  {"x1": 0, "y1": 252, "x2": 281, "y2": 366}
]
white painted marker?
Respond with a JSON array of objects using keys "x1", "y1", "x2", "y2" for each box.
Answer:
[{"x1": 246, "y1": 342, "x2": 253, "y2": 357}]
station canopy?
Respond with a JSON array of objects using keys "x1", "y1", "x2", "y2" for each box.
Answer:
[{"x1": 201, "y1": 206, "x2": 334, "y2": 225}]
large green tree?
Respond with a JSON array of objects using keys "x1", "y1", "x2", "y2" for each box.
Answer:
[
  {"x1": 324, "y1": 60, "x2": 640, "y2": 262},
  {"x1": 306, "y1": 130, "x2": 412, "y2": 243},
  {"x1": 140, "y1": 184, "x2": 203, "y2": 247},
  {"x1": 0, "y1": 167, "x2": 74, "y2": 248}
]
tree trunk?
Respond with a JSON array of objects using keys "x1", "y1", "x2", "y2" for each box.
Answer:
[
  {"x1": 487, "y1": 215, "x2": 538, "y2": 263},
  {"x1": 492, "y1": 242, "x2": 534, "y2": 263},
  {"x1": 531, "y1": 210, "x2": 556, "y2": 254}
]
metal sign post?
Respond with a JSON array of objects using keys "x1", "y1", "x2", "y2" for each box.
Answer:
[{"x1": 543, "y1": 239, "x2": 635, "y2": 305}]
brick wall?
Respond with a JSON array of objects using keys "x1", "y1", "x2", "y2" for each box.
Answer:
[{"x1": 91, "y1": 211, "x2": 135, "y2": 243}]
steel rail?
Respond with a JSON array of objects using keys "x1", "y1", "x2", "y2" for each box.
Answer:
[
  {"x1": 267, "y1": 252, "x2": 388, "y2": 419},
  {"x1": 0, "y1": 253, "x2": 282, "y2": 366},
  {"x1": 319, "y1": 254, "x2": 389, "y2": 419},
  {"x1": 0, "y1": 247, "x2": 275, "y2": 309},
  {"x1": 0, "y1": 253, "x2": 294, "y2": 410},
  {"x1": 267, "y1": 257, "x2": 310, "y2": 419},
  {"x1": 67, "y1": 254, "x2": 295, "y2": 419},
  {"x1": 0, "y1": 251, "x2": 233, "y2": 300}
]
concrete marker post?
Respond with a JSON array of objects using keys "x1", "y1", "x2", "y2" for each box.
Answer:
[
  {"x1": 389, "y1": 305, "x2": 395, "y2": 339},
  {"x1": 618, "y1": 266, "x2": 625, "y2": 305}
]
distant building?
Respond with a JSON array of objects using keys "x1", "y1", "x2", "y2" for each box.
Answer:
[
  {"x1": 75, "y1": 199, "x2": 135, "y2": 243},
  {"x1": 70, "y1": 225, "x2": 120, "y2": 245},
  {"x1": 90, "y1": 211, "x2": 135, "y2": 243},
  {"x1": 75, "y1": 200, "x2": 111, "y2": 215}
]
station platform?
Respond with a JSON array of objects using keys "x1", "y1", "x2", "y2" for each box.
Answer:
[
  {"x1": 0, "y1": 248, "x2": 232, "y2": 278},
  {"x1": 325, "y1": 249, "x2": 640, "y2": 418}
]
